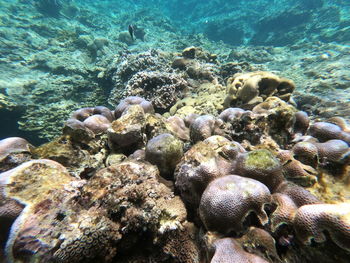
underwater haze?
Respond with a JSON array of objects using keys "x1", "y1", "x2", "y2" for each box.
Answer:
[
  {"x1": 0, "y1": 0, "x2": 350, "y2": 143},
  {"x1": 0, "y1": 0, "x2": 350, "y2": 263}
]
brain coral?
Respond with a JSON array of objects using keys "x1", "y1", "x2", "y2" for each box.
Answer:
[
  {"x1": 210, "y1": 238, "x2": 269, "y2": 263},
  {"x1": 293, "y1": 203, "x2": 350, "y2": 252},
  {"x1": 235, "y1": 149, "x2": 284, "y2": 192},
  {"x1": 114, "y1": 96, "x2": 154, "y2": 118},
  {"x1": 0, "y1": 137, "x2": 33, "y2": 172},
  {"x1": 293, "y1": 111, "x2": 310, "y2": 136},
  {"x1": 277, "y1": 150, "x2": 318, "y2": 187},
  {"x1": 189, "y1": 115, "x2": 228, "y2": 143},
  {"x1": 309, "y1": 121, "x2": 350, "y2": 145},
  {"x1": 175, "y1": 136, "x2": 244, "y2": 210},
  {"x1": 199, "y1": 175, "x2": 271, "y2": 234},
  {"x1": 64, "y1": 106, "x2": 114, "y2": 135}
]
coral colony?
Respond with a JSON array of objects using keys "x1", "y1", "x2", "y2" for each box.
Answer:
[
  {"x1": 1, "y1": 46, "x2": 349, "y2": 262},
  {"x1": 0, "y1": 0, "x2": 350, "y2": 262}
]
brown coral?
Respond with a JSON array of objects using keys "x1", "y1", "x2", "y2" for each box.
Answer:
[{"x1": 224, "y1": 71, "x2": 295, "y2": 109}]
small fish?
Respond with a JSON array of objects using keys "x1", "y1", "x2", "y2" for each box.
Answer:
[{"x1": 128, "y1": 24, "x2": 134, "y2": 41}]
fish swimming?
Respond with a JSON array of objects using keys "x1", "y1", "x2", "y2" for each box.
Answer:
[{"x1": 128, "y1": 24, "x2": 134, "y2": 41}]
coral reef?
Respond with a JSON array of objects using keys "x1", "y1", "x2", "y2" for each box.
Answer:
[{"x1": 1, "y1": 1, "x2": 350, "y2": 261}]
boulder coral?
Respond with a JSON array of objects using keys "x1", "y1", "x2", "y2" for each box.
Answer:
[
  {"x1": 0, "y1": 159, "x2": 77, "y2": 262},
  {"x1": 209, "y1": 238, "x2": 269, "y2": 263},
  {"x1": 199, "y1": 175, "x2": 271, "y2": 234},
  {"x1": 235, "y1": 149, "x2": 284, "y2": 192},
  {"x1": 0, "y1": 137, "x2": 33, "y2": 172},
  {"x1": 293, "y1": 203, "x2": 350, "y2": 252},
  {"x1": 277, "y1": 150, "x2": 318, "y2": 187},
  {"x1": 224, "y1": 71, "x2": 295, "y2": 109},
  {"x1": 114, "y1": 96, "x2": 154, "y2": 119},
  {"x1": 189, "y1": 115, "x2": 228, "y2": 143},
  {"x1": 292, "y1": 139, "x2": 350, "y2": 167},
  {"x1": 309, "y1": 121, "x2": 350, "y2": 145},
  {"x1": 64, "y1": 106, "x2": 114, "y2": 135},
  {"x1": 107, "y1": 105, "x2": 147, "y2": 152},
  {"x1": 145, "y1": 133, "x2": 184, "y2": 180},
  {"x1": 1, "y1": 67, "x2": 349, "y2": 262},
  {"x1": 175, "y1": 136, "x2": 244, "y2": 211},
  {"x1": 293, "y1": 111, "x2": 310, "y2": 136},
  {"x1": 165, "y1": 116, "x2": 190, "y2": 141}
]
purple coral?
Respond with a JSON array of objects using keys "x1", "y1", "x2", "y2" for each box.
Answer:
[
  {"x1": 293, "y1": 203, "x2": 350, "y2": 252},
  {"x1": 199, "y1": 175, "x2": 271, "y2": 234},
  {"x1": 190, "y1": 115, "x2": 228, "y2": 143},
  {"x1": 209, "y1": 237, "x2": 269, "y2": 263},
  {"x1": 114, "y1": 96, "x2": 154, "y2": 119},
  {"x1": 65, "y1": 106, "x2": 114, "y2": 135}
]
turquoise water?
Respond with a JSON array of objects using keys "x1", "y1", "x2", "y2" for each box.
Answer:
[
  {"x1": 0, "y1": 0, "x2": 349, "y2": 143},
  {"x1": 1, "y1": 2, "x2": 350, "y2": 263}
]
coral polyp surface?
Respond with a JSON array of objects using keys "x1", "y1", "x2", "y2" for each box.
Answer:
[
  {"x1": 199, "y1": 175, "x2": 271, "y2": 234},
  {"x1": 0, "y1": 137, "x2": 33, "y2": 172},
  {"x1": 235, "y1": 149, "x2": 284, "y2": 192},
  {"x1": 209, "y1": 238, "x2": 269, "y2": 263},
  {"x1": 294, "y1": 203, "x2": 350, "y2": 252},
  {"x1": 174, "y1": 136, "x2": 243, "y2": 210}
]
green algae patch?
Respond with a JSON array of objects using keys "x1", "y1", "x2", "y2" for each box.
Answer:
[{"x1": 244, "y1": 149, "x2": 279, "y2": 170}]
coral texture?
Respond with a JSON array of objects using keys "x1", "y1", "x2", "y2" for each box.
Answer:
[
  {"x1": 224, "y1": 71, "x2": 295, "y2": 109},
  {"x1": 199, "y1": 175, "x2": 271, "y2": 234}
]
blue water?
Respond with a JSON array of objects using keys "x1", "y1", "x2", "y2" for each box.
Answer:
[{"x1": 0, "y1": 0, "x2": 349, "y2": 143}]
